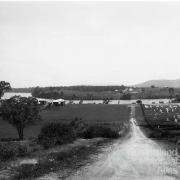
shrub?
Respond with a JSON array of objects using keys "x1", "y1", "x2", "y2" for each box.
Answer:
[
  {"x1": 68, "y1": 118, "x2": 120, "y2": 139},
  {"x1": 69, "y1": 118, "x2": 87, "y2": 138},
  {"x1": 38, "y1": 122, "x2": 76, "y2": 148},
  {"x1": 17, "y1": 145, "x2": 28, "y2": 157},
  {"x1": 38, "y1": 119, "x2": 121, "y2": 148},
  {"x1": 82, "y1": 125, "x2": 119, "y2": 139}
]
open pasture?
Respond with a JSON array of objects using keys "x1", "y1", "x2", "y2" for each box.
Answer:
[{"x1": 0, "y1": 104, "x2": 130, "y2": 139}]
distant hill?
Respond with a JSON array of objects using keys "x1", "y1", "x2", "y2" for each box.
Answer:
[{"x1": 134, "y1": 79, "x2": 180, "y2": 88}]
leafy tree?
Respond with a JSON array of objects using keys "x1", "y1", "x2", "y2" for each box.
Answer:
[
  {"x1": 1, "y1": 96, "x2": 40, "y2": 140},
  {"x1": 175, "y1": 94, "x2": 180, "y2": 102},
  {"x1": 60, "y1": 91, "x2": 64, "y2": 98},
  {"x1": 168, "y1": 87, "x2": 174, "y2": 99},
  {"x1": 0, "y1": 81, "x2": 11, "y2": 99},
  {"x1": 31, "y1": 86, "x2": 41, "y2": 97}
]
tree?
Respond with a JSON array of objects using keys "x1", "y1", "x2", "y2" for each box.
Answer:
[
  {"x1": 175, "y1": 94, "x2": 180, "y2": 102},
  {"x1": 168, "y1": 87, "x2": 174, "y2": 99},
  {"x1": 0, "y1": 81, "x2": 11, "y2": 99},
  {"x1": 1, "y1": 96, "x2": 40, "y2": 140},
  {"x1": 31, "y1": 86, "x2": 41, "y2": 97},
  {"x1": 60, "y1": 91, "x2": 64, "y2": 98}
]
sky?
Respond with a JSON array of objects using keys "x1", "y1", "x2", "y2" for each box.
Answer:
[{"x1": 1, "y1": 1, "x2": 180, "y2": 88}]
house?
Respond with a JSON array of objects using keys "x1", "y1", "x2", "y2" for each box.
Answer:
[
  {"x1": 37, "y1": 98, "x2": 49, "y2": 105},
  {"x1": 52, "y1": 99, "x2": 65, "y2": 106},
  {"x1": 122, "y1": 87, "x2": 139, "y2": 94},
  {"x1": 37, "y1": 98, "x2": 66, "y2": 106}
]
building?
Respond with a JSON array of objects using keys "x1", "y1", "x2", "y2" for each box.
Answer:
[{"x1": 52, "y1": 99, "x2": 65, "y2": 106}]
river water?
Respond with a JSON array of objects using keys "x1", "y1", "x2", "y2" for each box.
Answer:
[{"x1": 64, "y1": 105, "x2": 180, "y2": 180}]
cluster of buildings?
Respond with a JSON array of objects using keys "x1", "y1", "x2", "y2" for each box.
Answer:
[
  {"x1": 114, "y1": 87, "x2": 140, "y2": 94},
  {"x1": 37, "y1": 98, "x2": 65, "y2": 106}
]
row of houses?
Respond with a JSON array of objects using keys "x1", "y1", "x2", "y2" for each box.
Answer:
[{"x1": 114, "y1": 87, "x2": 140, "y2": 94}]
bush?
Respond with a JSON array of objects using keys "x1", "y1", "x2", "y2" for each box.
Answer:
[
  {"x1": 82, "y1": 125, "x2": 119, "y2": 139},
  {"x1": 69, "y1": 118, "x2": 121, "y2": 139},
  {"x1": 69, "y1": 118, "x2": 87, "y2": 138},
  {"x1": 38, "y1": 119, "x2": 121, "y2": 148},
  {"x1": 17, "y1": 145, "x2": 28, "y2": 157},
  {"x1": 38, "y1": 122, "x2": 76, "y2": 148}
]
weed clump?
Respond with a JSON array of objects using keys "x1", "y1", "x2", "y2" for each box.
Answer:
[
  {"x1": 38, "y1": 122, "x2": 76, "y2": 148},
  {"x1": 82, "y1": 125, "x2": 119, "y2": 139}
]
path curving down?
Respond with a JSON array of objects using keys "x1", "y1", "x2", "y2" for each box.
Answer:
[{"x1": 65, "y1": 105, "x2": 180, "y2": 180}]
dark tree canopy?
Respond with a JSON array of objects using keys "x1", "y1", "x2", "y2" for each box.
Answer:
[
  {"x1": 1, "y1": 96, "x2": 40, "y2": 140},
  {"x1": 168, "y1": 87, "x2": 175, "y2": 99},
  {"x1": 0, "y1": 81, "x2": 11, "y2": 99},
  {"x1": 168, "y1": 87, "x2": 174, "y2": 94}
]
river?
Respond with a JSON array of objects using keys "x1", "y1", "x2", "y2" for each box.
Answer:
[{"x1": 63, "y1": 105, "x2": 180, "y2": 180}]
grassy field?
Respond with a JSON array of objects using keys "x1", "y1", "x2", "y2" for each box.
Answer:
[{"x1": 0, "y1": 104, "x2": 130, "y2": 139}]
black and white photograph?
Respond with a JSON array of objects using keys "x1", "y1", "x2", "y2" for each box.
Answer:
[{"x1": 0, "y1": 0, "x2": 180, "y2": 179}]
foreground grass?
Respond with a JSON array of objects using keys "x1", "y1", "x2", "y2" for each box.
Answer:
[
  {"x1": 0, "y1": 104, "x2": 130, "y2": 139},
  {"x1": 0, "y1": 138, "x2": 111, "y2": 180}
]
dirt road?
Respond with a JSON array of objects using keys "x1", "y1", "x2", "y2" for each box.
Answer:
[{"x1": 64, "y1": 105, "x2": 180, "y2": 180}]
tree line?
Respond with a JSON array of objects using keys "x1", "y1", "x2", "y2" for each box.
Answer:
[
  {"x1": 31, "y1": 86, "x2": 127, "y2": 100},
  {"x1": 12, "y1": 85, "x2": 127, "y2": 93}
]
